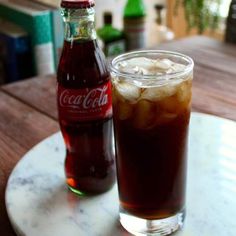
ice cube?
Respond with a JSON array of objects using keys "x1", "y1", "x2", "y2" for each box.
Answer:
[
  {"x1": 112, "y1": 86, "x2": 119, "y2": 105},
  {"x1": 117, "y1": 61, "x2": 136, "y2": 74},
  {"x1": 170, "y1": 63, "x2": 186, "y2": 73},
  {"x1": 133, "y1": 100, "x2": 156, "y2": 129},
  {"x1": 115, "y1": 81, "x2": 141, "y2": 102},
  {"x1": 156, "y1": 112, "x2": 177, "y2": 125},
  {"x1": 177, "y1": 80, "x2": 192, "y2": 103},
  {"x1": 141, "y1": 85, "x2": 177, "y2": 101},
  {"x1": 127, "y1": 57, "x2": 156, "y2": 69},
  {"x1": 160, "y1": 95, "x2": 178, "y2": 113},
  {"x1": 117, "y1": 57, "x2": 187, "y2": 76},
  {"x1": 157, "y1": 79, "x2": 192, "y2": 114},
  {"x1": 118, "y1": 102, "x2": 133, "y2": 120},
  {"x1": 155, "y1": 59, "x2": 172, "y2": 71},
  {"x1": 117, "y1": 57, "x2": 157, "y2": 75}
]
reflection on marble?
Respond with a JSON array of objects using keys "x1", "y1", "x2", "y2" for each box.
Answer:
[{"x1": 5, "y1": 112, "x2": 236, "y2": 236}]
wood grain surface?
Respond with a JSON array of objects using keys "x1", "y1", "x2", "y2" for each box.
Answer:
[
  {"x1": 0, "y1": 36, "x2": 236, "y2": 236},
  {"x1": 0, "y1": 91, "x2": 59, "y2": 236}
]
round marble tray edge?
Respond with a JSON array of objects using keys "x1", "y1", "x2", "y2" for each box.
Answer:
[
  {"x1": 5, "y1": 131, "x2": 61, "y2": 196},
  {"x1": 191, "y1": 111, "x2": 236, "y2": 124},
  {"x1": 5, "y1": 131, "x2": 62, "y2": 236}
]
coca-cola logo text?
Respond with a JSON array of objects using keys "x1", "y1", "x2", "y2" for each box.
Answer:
[{"x1": 59, "y1": 85, "x2": 109, "y2": 110}]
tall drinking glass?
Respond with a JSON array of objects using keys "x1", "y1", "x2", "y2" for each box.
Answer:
[{"x1": 110, "y1": 51, "x2": 194, "y2": 235}]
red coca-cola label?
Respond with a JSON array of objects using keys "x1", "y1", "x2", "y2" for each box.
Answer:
[{"x1": 57, "y1": 81, "x2": 112, "y2": 121}]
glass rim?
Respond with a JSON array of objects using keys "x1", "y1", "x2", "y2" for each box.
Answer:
[{"x1": 110, "y1": 50, "x2": 194, "y2": 82}]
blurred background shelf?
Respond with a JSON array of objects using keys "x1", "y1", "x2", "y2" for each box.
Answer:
[{"x1": 0, "y1": 0, "x2": 234, "y2": 84}]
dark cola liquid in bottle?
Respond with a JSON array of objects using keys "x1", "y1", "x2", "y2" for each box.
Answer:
[{"x1": 57, "y1": 0, "x2": 116, "y2": 195}]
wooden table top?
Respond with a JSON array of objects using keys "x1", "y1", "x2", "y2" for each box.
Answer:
[{"x1": 0, "y1": 36, "x2": 236, "y2": 236}]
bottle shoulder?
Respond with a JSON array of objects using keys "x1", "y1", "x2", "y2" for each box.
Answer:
[
  {"x1": 124, "y1": 0, "x2": 146, "y2": 18},
  {"x1": 57, "y1": 40, "x2": 110, "y2": 88},
  {"x1": 97, "y1": 25, "x2": 124, "y2": 42}
]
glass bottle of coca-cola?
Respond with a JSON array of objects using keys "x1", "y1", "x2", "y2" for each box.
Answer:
[{"x1": 57, "y1": 0, "x2": 116, "y2": 195}]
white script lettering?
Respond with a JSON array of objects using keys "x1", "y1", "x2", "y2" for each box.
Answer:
[{"x1": 59, "y1": 85, "x2": 109, "y2": 110}]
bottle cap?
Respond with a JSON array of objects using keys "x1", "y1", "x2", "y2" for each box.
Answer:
[
  {"x1": 104, "y1": 12, "x2": 112, "y2": 25},
  {"x1": 154, "y1": 4, "x2": 165, "y2": 11},
  {"x1": 61, "y1": 0, "x2": 95, "y2": 9}
]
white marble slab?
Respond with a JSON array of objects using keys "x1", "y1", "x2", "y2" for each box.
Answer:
[{"x1": 5, "y1": 112, "x2": 236, "y2": 236}]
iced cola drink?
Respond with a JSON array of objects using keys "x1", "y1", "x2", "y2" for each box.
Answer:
[{"x1": 110, "y1": 51, "x2": 194, "y2": 235}]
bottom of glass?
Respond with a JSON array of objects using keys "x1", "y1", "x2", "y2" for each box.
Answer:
[{"x1": 120, "y1": 208, "x2": 185, "y2": 236}]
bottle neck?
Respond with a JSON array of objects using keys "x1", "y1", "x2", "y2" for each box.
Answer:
[
  {"x1": 61, "y1": 7, "x2": 96, "y2": 41},
  {"x1": 104, "y1": 12, "x2": 112, "y2": 26}
]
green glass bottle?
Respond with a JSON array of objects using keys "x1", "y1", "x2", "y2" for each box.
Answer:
[
  {"x1": 97, "y1": 12, "x2": 125, "y2": 56},
  {"x1": 123, "y1": 0, "x2": 146, "y2": 50}
]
